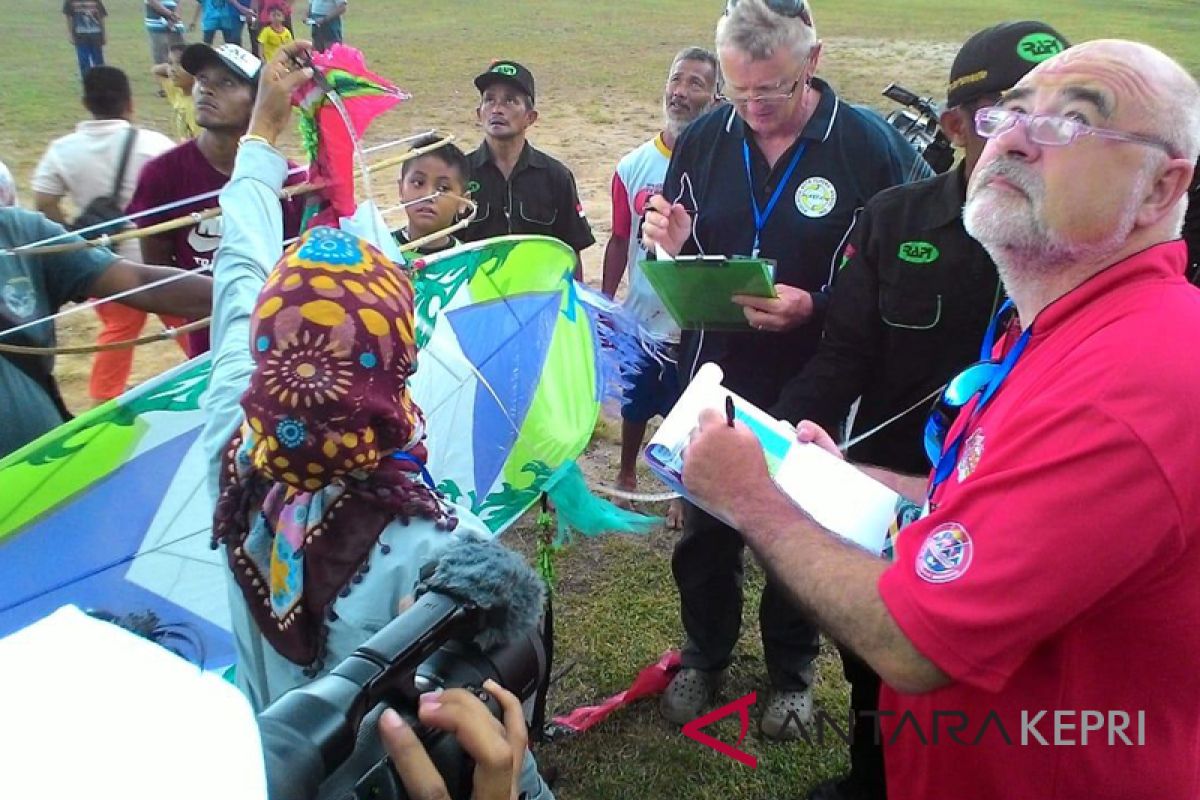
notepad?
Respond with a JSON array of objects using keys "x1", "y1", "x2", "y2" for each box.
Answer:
[
  {"x1": 639, "y1": 255, "x2": 777, "y2": 330},
  {"x1": 644, "y1": 363, "x2": 900, "y2": 555}
]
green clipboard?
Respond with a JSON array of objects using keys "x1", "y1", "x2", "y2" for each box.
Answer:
[{"x1": 639, "y1": 255, "x2": 777, "y2": 330}]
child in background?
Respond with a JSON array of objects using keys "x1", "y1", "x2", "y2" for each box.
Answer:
[
  {"x1": 63, "y1": 0, "x2": 107, "y2": 80},
  {"x1": 246, "y1": 0, "x2": 262, "y2": 56},
  {"x1": 257, "y1": 5, "x2": 294, "y2": 64},
  {"x1": 393, "y1": 136, "x2": 471, "y2": 257},
  {"x1": 150, "y1": 43, "x2": 199, "y2": 140}
]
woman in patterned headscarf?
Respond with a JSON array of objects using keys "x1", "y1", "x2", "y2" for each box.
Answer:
[
  {"x1": 199, "y1": 95, "x2": 493, "y2": 714},
  {"x1": 200, "y1": 43, "x2": 556, "y2": 800}
]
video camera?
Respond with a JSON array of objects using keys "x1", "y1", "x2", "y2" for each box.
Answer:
[
  {"x1": 883, "y1": 83, "x2": 955, "y2": 174},
  {"x1": 257, "y1": 539, "x2": 547, "y2": 800}
]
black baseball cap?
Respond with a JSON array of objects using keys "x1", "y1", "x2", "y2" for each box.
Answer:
[
  {"x1": 181, "y1": 43, "x2": 262, "y2": 84},
  {"x1": 947, "y1": 21, "x2": 1069, "y2": 108},
  {"x1": 474, "y1": 60, "x2": 535, "y2": 104}
]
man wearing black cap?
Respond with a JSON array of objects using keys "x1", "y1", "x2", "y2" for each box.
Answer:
[
  {"x1": 463, "y1": 60, "x2": 595, "y2": 279},
  {"x1": 127, "y1": 43, "x2": 304, "y2": 355},
  {"x1": 770, "y1": 20, "x2": 1069, "y2": 800}
]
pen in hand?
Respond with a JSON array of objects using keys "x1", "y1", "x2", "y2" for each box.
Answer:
[{"x1": 725, "y1": 395, "x2": 736, "y2": 428}]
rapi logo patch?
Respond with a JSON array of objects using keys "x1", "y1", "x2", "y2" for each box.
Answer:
[
  {"x1": 795, "y1": 177, "x2": 836, "y2": 217},
  {"x1": 915, "y1": 523, "x2": 974, "y2": 584}
]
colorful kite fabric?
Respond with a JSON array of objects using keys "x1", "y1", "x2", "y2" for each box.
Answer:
[
  {"x1": 0, "y1": 236, "x2": 647, "y2": 669},
  {"x1": 292, "y1": 44, "x2": 409, "y2": 224}
]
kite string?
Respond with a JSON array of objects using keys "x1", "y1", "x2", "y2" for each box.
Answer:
[
  {"x1": 0, "y1": 265, "x2": 214, "y2": 340},
  {"x1": 1, "y1": 131, "x2": 435, "y2": 255},
  {"x1": 0, "y1": 169, "x2": 466, "y2": 340}
]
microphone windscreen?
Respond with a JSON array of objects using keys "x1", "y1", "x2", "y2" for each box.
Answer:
[{"x1": 425, "y1": 538, "x2": 546, "y2": 649}]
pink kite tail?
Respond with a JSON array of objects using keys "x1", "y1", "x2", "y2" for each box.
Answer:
[{"x1": 552, "y1": 649, "x2": 681, "y2": 733}]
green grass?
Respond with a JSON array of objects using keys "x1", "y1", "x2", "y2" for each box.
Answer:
[{"x1": 4, "y1": 1, "x2": 1198, "y2": 797}]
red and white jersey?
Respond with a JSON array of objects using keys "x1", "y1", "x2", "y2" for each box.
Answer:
[{"x1": 611, "y1": 134, "x2": 676, "y2": 341}]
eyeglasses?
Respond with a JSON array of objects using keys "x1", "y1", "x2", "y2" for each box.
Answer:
[
  {"x1": 974, "y1": 106, "x2": 1177, "y2": 157},
  {"x1": 717, "y1": 76, "x2": 803, "y2": 107},
  {"x1": 725, "y1": 0, "x2": 813, "y2": 26}
]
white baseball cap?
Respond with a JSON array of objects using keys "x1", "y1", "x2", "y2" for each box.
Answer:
[{"x1": 182, "y1": 42, "x2": 262, "y2": 83}]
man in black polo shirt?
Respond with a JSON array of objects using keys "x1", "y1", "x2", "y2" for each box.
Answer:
[
  {"x1": 771, "y1": 20, "x2": 1070, "y2": 800},
  {"x1": 463, "y1": 60, "x2": 595, "y2": 279},
  {"x1": 643, "y1": 0, "x2": 930, "y2": 742}
]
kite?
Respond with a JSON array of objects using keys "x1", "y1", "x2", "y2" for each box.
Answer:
[
  {"x1": 0, "y1": 235, "x2": 655, "y2": 670},
  {"x1": 293, "y1": 44, "x2": 409, "y2": 225}
]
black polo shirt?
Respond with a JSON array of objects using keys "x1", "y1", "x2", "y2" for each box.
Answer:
[
  {"x1": 663, "y1": 79, "x2": 932, "y2": 408},
  {"x1": 463, "y1": 141, "x2": 596, "y2": 252},
  {"x1": 772, "y1": 162, "x2": 1004, "y2": 475}
]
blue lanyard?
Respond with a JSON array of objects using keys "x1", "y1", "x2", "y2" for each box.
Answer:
[
  {"x1": 743, "y1": 138, "x2": 808, "y2": 258},
  {"x1": 929, "y1": 301, "x2": 1032, "y2": 492},
  {"x1": 390, "y1": 450, "x2": 437, "y2": 489}
]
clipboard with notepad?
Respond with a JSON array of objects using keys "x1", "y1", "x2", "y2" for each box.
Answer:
[
  {"x1": 643, "y1": 363, "x2": 901, "y2": 555},
  {"x1": 639, "y1": 254, "x2": 777, "y2": 330}
]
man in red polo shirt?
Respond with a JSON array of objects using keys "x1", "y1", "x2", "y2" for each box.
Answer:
[{"x1": 679, "y1": 39, "x2": 1200, "y2": 799}]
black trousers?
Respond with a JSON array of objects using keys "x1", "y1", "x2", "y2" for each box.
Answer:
[
  {"x1": 840, "y1": 644, "x2": 887, "y2": 798},
  {"x1": 671, "y1": 501, "x2": 819, "y2": 690}
]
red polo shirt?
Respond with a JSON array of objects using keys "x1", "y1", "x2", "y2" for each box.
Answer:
[{"x1": 878, "y1": 241, "x2": 1200, "y2": 799}]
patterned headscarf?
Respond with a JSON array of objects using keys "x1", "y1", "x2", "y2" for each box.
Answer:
[{"x1": 213, "y1": 227, "x2": 456, "y2": 670}]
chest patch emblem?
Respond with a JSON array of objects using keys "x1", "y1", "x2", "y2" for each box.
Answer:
[
  {"x1": 898, "y1": 240, "x2": 940, "y2": 264},
  {"x1": 957, "y1": 428, "x2": 985, "y2": 482},
  {"x1": 795, "y1": 176, "x2": 836, "y2": 218},
  {"x1": 915, "y1": 522, "x2": 974, "y2": 584},
  {"x1": 3, "y1": 278, "x2": 36, "y2": 320}
]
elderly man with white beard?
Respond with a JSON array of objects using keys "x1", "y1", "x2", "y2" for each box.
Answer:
[
  {"x1": 602, "y1": 46, "x2": 718, "y2": 515},
  {"x1": 679, "y1": 39, "x2": 1200, "y2": 800}
]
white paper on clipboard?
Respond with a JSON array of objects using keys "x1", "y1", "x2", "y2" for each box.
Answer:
[{"x1": 644, "y1": 362, "x2": 898, "y2": 555}]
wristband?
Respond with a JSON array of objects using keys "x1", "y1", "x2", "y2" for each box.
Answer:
[{"x1": 239, "y1": 133, "x2": 274, "y2": 149}]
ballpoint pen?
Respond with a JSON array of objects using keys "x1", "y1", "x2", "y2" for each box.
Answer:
[{"x1": 725, "y1": 394, "x2": 735, "y2": 428}]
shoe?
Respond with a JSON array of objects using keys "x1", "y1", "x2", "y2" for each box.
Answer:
[
  {"x1": 760, "y1": 686, "x2": 814, "y2": 740},
  {"x1": 660, "y1": 667, "x2": 723, "y2": 725}
]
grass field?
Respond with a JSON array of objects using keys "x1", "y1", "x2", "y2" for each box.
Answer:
[{"x1": 3, "y1": 1, "x2": 1198, "y2": 797}]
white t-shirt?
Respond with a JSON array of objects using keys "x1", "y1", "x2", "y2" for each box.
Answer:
[
  {"x1": 610, "y1": 134, "x2": 677, "y2": 342},
  {"x1": 0, "y1": 159, "x2": 16, "y2": 207},
  {"x1": 31, "y1": 119, "x2": 174, "y2": 261}
]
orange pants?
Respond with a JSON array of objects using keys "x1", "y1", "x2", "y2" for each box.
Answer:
[{"x1": 89, "y1": 302, "x2": 189, "y2": 402}]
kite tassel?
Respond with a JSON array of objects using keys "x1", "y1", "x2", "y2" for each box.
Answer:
[
  {"x1": 574, "y1": 286, "x2": 667, "y2": 409},
  {"x1": 542, "y1": 461, "x2": 661, "y2": 545}
]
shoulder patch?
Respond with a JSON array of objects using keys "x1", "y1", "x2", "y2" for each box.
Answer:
[{"x1": 915, "y1": 522, "x2": 974, "y2": 584}]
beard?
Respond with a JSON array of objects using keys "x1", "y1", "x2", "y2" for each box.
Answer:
[
  {"x1": 964, "y1": 157, "x2": 1146, "y2": 279},
  {"x1": 663, "y1": 97, "x2": 702, "y2": 139}
]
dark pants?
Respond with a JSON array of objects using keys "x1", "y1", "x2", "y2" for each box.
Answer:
[
  {"x1": 840, "y1": 645, "x2": 887, "y2": 798},
  {"x1": 202, "y1": 23, "x2": 243, "y2": 47},
  {"x1": 311, "y1": 18, "x2": 342, "y2": 52},
  {"x1": 672, "y1": 501, "x2": 819, "y2": 690},
  {"x1": 74, "y1": 36, "x2": 104, "y2": 79}
]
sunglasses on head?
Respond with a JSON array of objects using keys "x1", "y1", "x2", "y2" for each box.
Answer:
[{"x1": 724, "y1": 0, "x2": 814, "y2": 26}]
